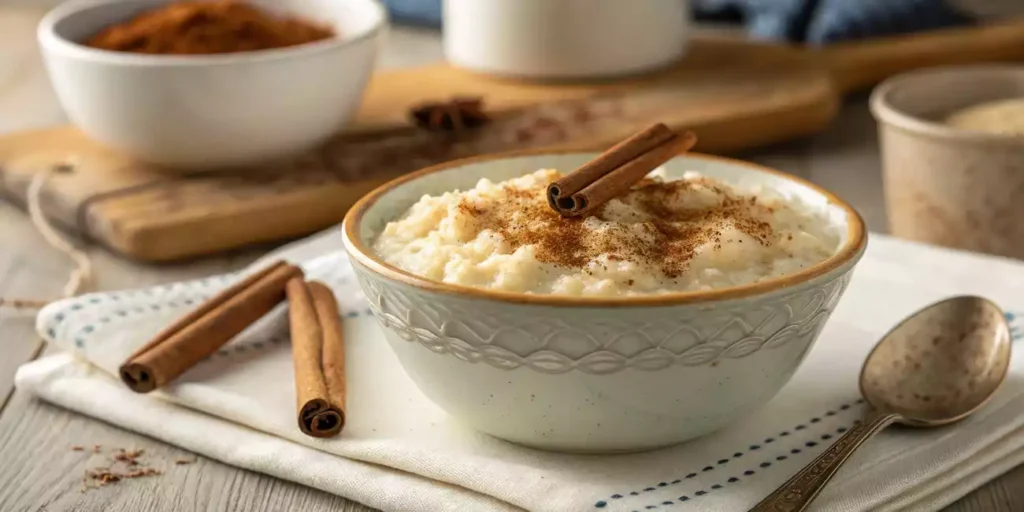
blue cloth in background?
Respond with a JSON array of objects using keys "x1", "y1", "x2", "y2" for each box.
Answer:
[
  {"x1": 380, "y1": 0, "x2": 443, "y2": 27},
  {"x1": 377, "y1": 0, "x2": 977, "y2": 44},
  {"x1": 695, "y1": 0, "x2": 975, "y2": 43}
]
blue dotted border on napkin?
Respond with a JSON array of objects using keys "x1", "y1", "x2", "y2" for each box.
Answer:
[{"x1": 594, "y1": 400, "x2": 867, "y2": 510}]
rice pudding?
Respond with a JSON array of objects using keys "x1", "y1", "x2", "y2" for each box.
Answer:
[{"x1": 372, "y1": 169, "x2": 839, "y2": 296}]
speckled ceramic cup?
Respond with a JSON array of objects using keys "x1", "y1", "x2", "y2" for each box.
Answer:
[{"x1": 870, "y1": 65, "x2": 1024, "y2": 260}]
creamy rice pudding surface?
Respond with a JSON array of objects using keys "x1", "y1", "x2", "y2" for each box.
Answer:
[{"x1": 372, "y1": 169, "x2": 840, "y2": 297}]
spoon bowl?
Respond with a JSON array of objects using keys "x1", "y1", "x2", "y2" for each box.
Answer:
[{"x1": 860, "y1": 295, "x2": 1012, "y2": 426}]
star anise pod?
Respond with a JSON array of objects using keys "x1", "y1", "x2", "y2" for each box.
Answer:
[{"x1": 409, "y1": 96, "x2": 490, "y2": 132}]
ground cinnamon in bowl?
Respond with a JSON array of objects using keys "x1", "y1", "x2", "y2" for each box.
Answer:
[{"x1": 85, "y1": 0, "x2": 335, "y2": 55}]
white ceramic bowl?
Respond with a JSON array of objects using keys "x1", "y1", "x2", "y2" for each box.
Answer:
[
  {"x1": 443, "y1": 0, "x2": 689, "y2": 79},
  {"x1": 38, "y1": 0, "x2": 385, "y2": 170},
  {"x1": 343, "y1": 151, "x2": 866, "y2": 453}
]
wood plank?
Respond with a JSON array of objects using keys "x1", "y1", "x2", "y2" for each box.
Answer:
[
  {"x1": 0, "y1": 200, "x2": 71, "y2": 406},
  {"x1": 946, "y1": 465, "x2": 1024, "y2": 512},
  {"x1": 0, "y1": 270, "x2": 48, "y2": 409},
  {"x1": 0, "y1": 392, "x2": 376, "y2": 512}
]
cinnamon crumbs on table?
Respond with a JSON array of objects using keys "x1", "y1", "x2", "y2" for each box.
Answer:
[
  {"x1": 113, "y1": 449, "x2": 145, "y2": 465},
  {"x1": 457, "y1": 176, "x2": 777, "y2": 279},
  {"x1": 86, "y1": 467, "x2": 162, "y2": 488},
  {"x1": 85, "y1": 0, "x2": 334, "y2": 55},
  {"x1": 78, "y1": 446, "x2": 166, "y2": 492}
]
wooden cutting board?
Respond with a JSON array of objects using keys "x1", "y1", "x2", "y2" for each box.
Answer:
[
  {"x1": 3, "y1": 21, "x2": 1024, "y2": 262},
  {"x1": 0, "y1": 36, "x2": 838, "y2": 261}
]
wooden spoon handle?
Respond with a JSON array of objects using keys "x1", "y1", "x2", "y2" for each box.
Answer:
[{"x1": 749, "y1": 411, "x2": 902, "y2": 512}]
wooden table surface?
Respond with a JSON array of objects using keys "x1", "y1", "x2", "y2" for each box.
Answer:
[{"x1": 1, "y1": 6, "x2": 1022, "y2": 511}]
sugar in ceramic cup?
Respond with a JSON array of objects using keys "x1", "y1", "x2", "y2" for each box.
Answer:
[
  {"x1": 870, "y1": 65, "x2": 1024, "y2": 260},
  {"x1": 342, "y1": 150, "x2": 866, "y2": 452}
]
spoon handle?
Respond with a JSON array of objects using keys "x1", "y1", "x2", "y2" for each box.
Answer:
[{"x1": 749, "y1": 411, "x2": 902, "y2": 512}]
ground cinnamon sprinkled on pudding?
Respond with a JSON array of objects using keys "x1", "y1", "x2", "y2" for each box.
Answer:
[
  {"x1": 458, "y1": 177, "x2": 777, "y2": 278},
  {"x1": 374, "y1": 169, "x2": 839, "y2": 296}
]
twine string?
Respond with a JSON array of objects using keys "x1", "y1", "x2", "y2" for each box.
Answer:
[{"x1": 0, "y1": 166, "x2": 92, "y2": 310}]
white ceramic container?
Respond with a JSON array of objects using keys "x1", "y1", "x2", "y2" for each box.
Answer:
[
  {"x1": 37, "y1": 0, "x2": 386, "y2": 170},
  {"x1": 342, "y1": 150, "x2": 866, "y2": 453},
  {"x1": 442, "y1": 0, "x2": 690, "y2": 79}
]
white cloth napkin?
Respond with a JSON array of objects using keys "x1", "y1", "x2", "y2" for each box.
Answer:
[{"x1": 14, "y1": 227, "x2": 1024, "y2": 512}]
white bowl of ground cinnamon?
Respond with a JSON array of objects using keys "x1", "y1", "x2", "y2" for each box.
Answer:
[
  {"x1": 341, "y1": 144, "x2": 866, "y2": 453},
  {"x1": 37, "y1": 0, "x2": 385, "y2": 170}
]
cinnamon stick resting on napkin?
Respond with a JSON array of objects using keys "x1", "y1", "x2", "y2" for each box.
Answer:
[
  {"x1": 119, "y1": 260, "x2": 303, "y2": 393},
  {"x1": 287, "y1": 278, "x2": 347, "y2": 438}
]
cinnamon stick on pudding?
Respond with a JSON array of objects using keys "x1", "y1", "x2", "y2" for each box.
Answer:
[
  {"x1": 287, "y1": 278, "x2": 346, "y2": 438},
  {"x1": 119, "y1": 260, "x2": 303, "y2": 393},
  {"x1": 547, "y1": 123, "x2": 697, "y2": 217}
]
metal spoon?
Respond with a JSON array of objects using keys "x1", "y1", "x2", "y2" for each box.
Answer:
[{"x1": 751, "y1": 295, "x2": 1012, "y2": 512}]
